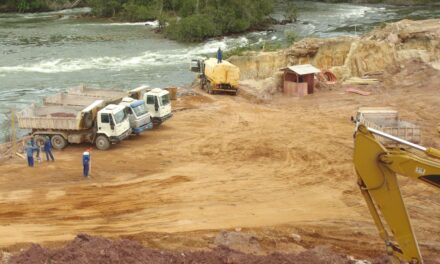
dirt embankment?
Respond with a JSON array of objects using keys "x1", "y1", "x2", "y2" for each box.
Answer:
[
  {"x1": 229, "y1": 19, "x2": 440, "y2": 99},
  {"x1": 6, "y1": 234, "x2": 366, "y2": 264}
]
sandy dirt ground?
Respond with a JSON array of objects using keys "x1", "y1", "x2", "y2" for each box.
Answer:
[{"x1": 0, "y1": 66, "x2": 439, "y2": 262}]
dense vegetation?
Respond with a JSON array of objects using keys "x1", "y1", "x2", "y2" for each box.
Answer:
[
  {"x1": 86, "y1": 0, "x2": 274, "y2": 42},
  {"x1": 0, "y1": 0, "x2": 273, "y2": 42},
  {"x1": 0, "y1": 0, "x2": 73, "y2": 12},
  {"x1": 1, "y1": 0, "x2": 437, "y2": 42}
]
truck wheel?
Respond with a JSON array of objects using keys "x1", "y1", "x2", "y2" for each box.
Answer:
[
  {"x1": 95, "y1": 135, "x2": 110, "y2": 150},
  {"x1": 51, "y1": 135, "x2": 67, "y2": 150},
  {"x1": 34, "y1": 135, "x2": 46, "y2": 147},
  {"x1": 152, "y1": 118, "x2": 162, "y2": 127}
]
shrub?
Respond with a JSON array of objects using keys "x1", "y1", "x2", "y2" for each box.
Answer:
[
  {"x1": 123, "y1": 3, "x2": 156, "y2": 21},
  {"x1": 87, "y1": 0, "x2": 124, "y2": 17},
  {"x1": 166, "y1": 14, "x2": 217, "y2": 42},
  {"x1": 223, "y1": 44, "x2": 254, "y2": 59},
  {"x1": 284, "y1": 30, "x2": 297, "y2": 45},
  {"x1": 6, "y1": 0, "x2": 50, "y2": 12}
]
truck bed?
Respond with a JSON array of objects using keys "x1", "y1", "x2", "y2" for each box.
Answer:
[
  {"x1": 17, "y1": 101, "x2": 102, "y2": 130},
  {"x1": 67, "y1": 85, "x2": 127, "y2": 103},
  {"x1": 356, "y1": 107, "x2": 421, "y2": 144},
  {"x1": 204, "y1": 58, "x2": 240, "y2": 88},
  {"x1": 44, "y1": 93, "x2": 106, "y2": 107}
]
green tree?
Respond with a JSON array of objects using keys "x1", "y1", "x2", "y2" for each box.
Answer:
[
  {"x1": 83, "y1": 0, "x2": 275, "y2": 42},
  {"x1": 87, "y1": 0, "x2": 125, "y2": 17},
  {"x1": 166, "y1": 14, "x2": 217, "y2": 42}
]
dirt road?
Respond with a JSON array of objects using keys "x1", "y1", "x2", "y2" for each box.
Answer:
[{"x1": 0, "y1": 76, "x2": 439, "y2": 262}]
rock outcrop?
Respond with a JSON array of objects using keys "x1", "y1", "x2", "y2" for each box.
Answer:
[{"x1": 229, "y1": 19, "x2": 440, "y2": 94}]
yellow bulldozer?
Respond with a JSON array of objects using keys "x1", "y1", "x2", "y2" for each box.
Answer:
[{"x1": 191, "y1": 58, "x2": 240, "y2": 95}]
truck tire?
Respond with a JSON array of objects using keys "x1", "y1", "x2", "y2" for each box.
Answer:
[
  {"x1": 95, "y1": 135, "x2": 110, "y2": 150},
  {"x1": 51, "y1": 135, "x2": 67, "y2": 150},
  {"x1": 152, "y1": 118, "x2": 162, "y2": 126},
  {"x1": 34, "y1": 135, "x2": 46, "y2": 148}
]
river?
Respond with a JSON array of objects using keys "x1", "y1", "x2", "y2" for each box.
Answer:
[{"x1": 0, "y1": 1, "x2": 438, "y2": 141}]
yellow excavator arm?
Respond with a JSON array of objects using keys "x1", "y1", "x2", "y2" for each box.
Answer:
[{"x1": 353, "y1": 125, "x2": 440, "y2": 264}]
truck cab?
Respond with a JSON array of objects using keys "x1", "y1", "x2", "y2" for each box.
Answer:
[
  {"x1": 143, "y1": 88, "x2": 172, "y2": 125},
  {"x1": 96, "y1": 104, "x2": 132, "y2": 150},
  {"x1": 120, "y1": 97, "x2": 153, "y2": 134}
]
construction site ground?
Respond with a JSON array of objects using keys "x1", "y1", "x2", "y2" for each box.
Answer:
[{"x1": 0, "y1": 63, "x2": 439, "y2": 263}]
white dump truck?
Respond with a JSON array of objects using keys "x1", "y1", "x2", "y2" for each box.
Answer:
[
  {"x1": 17, "y1": 100, "x2": 131, "y2": 150},
  {"x1": 45, "y1": 92, "x2": 153, "y2": 135},
  {"x1": 119, "y1": 97, "x2": 153, "y2": 134},
  {"x1": 143, "y1": 88, "x2": 172, "y2": 125},
  {"x1": 68, "y1": 85, "x2": 172, "y2": 126},
  {"x1": 352, "y1": 107, "x2": 421, "y2": 144}
]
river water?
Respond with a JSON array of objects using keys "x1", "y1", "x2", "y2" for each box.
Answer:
[{"x1": 0, "y1": 1, "x2": 438, "y2": 141}]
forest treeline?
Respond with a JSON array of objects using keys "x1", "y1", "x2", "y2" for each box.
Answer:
[
  {"x1": 90, "y1": 0, "x2": 274, "y2": 42},
  {"x1": 0, "y1": 0, "x2": 274, "y2": 42},
  {"x1": 1, "y1": 0, "x2": 438, "y2": 42}
]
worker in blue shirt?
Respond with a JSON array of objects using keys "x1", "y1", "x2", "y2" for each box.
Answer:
[
  {"x1": 44, "y1": 136, "x2": 55, "y2": 162},
  {"x1": 217, "y1": 47, "x2": 223, "y2": 63},
  {"x1": 30, "y1": 137, "x2": 41, "y2": 163},
  {"x1": 25, "y1": 141, "x2": 38, "y2": 167},
  {"x1": 83, "y1": 151, "x2": 90, "y2": 177}
]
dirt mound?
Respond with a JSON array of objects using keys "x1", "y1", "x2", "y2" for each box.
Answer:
[
  {"x1": 383, "y1": 59, "x2": 440, "y2": 90},
  {"x1": 238, "y1": 76, "x2": 282, "y2": 102},
  {"x1": 9, "y1": 234, "x2": 357, "y2": 264}
]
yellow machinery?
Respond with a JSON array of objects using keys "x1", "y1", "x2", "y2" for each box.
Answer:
[
  {"x1": 354, "y1": 125, "x2": 439, "y2": 263},
  {"x1": 191, "y1": 58, "x2": 240, "y2": 95}
]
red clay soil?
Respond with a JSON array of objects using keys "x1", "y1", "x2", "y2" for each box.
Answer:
[{"x1": 9, "y1": 234, "x2": 368, "y2": 264}]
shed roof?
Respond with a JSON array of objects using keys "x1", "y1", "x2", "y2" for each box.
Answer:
[{"x1": 282, "y1": 64, "x2": 321, "y2": 75}]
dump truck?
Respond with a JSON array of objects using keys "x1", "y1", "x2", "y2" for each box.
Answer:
[
  {"x1": 119, "y1": 97, "x2": 153, "y2": 134},
  {"x1": 352, "y1": 107, "x2": 421, "y2": 145},
  {"x1": 191, "y1": 58, "x2": 240, "y2": 95},
  {"x1": 45, "y1": 92, "x2": 153, "y2": 135},
  {"x1": 143, "y1": 88, "x2": 173, "y2": 125},
  {"x1": 68, "y1": 85, "x2": 172, "y2": 126},
  {"x1": 17, "y1": 101, "x2": 131, "y2": 150}
]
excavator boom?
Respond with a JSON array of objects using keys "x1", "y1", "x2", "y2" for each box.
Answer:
[{"x1": 353, "y1": 125, "x2": 440, "y2": 264}]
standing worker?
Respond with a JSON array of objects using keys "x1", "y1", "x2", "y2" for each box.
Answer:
[
  {"x1": 83, "y1": 150, "x2": 91, "y2": 177},
  {"x1": 25, "y1": 140, "x2": 37, "y2": 167},
  {"x1": 30, "y1": 137, "x2": 41, "y2": 163},
  {"x1": 44, "y1": 136, "x2": 55, "y2": 162},
  {"x1": 217, "y1": 47, "x2": 223, "y2": 63}
]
